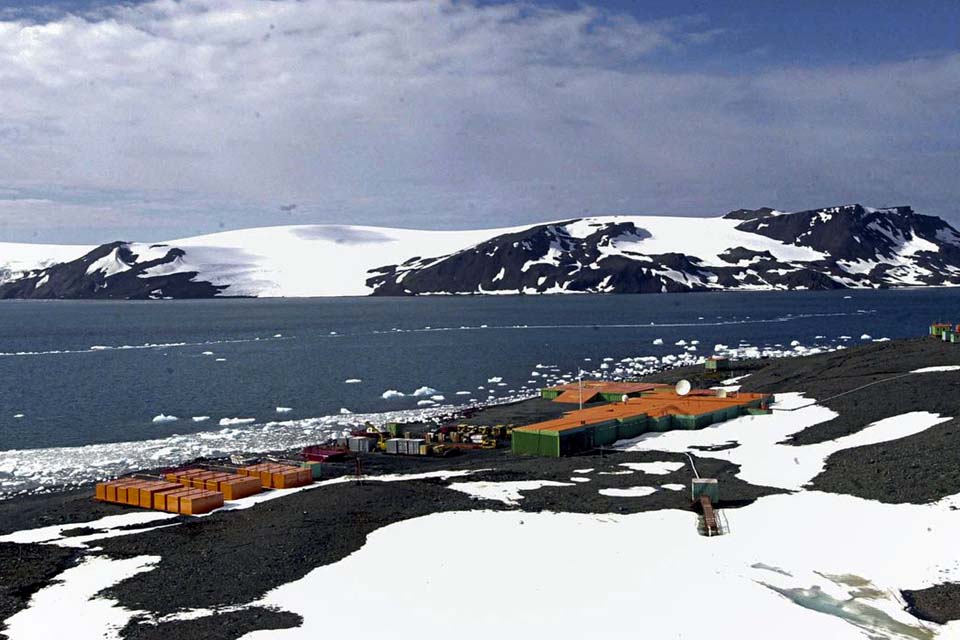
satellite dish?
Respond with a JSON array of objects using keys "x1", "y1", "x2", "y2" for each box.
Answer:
[
  {"x1": 675, "y1": 379, "x2": 691, "y2": 396},
  {"x1": 621, "y1": 394, "x2": 629, "y2": 404}
]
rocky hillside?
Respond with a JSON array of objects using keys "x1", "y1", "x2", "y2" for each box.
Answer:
[
  {"x1": 0, "y1": 242, "x2": 227, "y2": 300},
  {"x1": 367, "y1": 204, "x2": 960, "y2": 295},
  {"x1": 1, "y1": 203, "x2": 959, "y2": 298}
]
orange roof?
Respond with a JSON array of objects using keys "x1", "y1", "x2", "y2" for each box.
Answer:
[
  {"x1": 553, "y1": 389, "x2": 601, "y2": 404},
  {"x1": 517, "y1": 388, "x2": 769, "y2": 434}
]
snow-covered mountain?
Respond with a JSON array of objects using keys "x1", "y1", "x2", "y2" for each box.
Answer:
[{"x1": 2, "y1": 204, "x2": 959, "y2": 299}]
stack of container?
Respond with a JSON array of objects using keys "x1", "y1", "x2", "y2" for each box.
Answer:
[
  {"x1": 163, "y1": 469, "x2": 262, "y2": 500},
  {"x1": 347, "y1": 436, "x2": 376, "y2": 453},
  {"x1": 95, "y1": 478, "x2": 225, "y2": 515},
  {"x1": 237, "y1": 463, "x2": 313, "y2": 489}
]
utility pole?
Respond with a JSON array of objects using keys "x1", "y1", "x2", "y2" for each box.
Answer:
[{"x1": 578, "y1": 369, "x2": 583, "y2": 410}]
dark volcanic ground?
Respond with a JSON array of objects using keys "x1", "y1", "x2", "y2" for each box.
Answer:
[{"x1": 2, "y1": 337, "x2": 960, "y2": 638}]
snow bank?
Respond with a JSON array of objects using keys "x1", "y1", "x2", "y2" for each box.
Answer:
[
  {"x1": 244, "y1": 487, "x2": 960, "y2": 640},
  {"x1": 617, "y1": 393, "x2": 951, "y2": 491},
  {"x1": 2, "y1": 555, "x2": 159, "y2": 640}
]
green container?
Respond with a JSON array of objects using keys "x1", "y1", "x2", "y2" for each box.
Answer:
[
  {"x1": 512, "y1": 429, "x2": 561, "y2": 457},
  {"x1": 592, "y1": 421, "x2": 620, "y2": 447},
  {"x1": 692, "y1": 478, "x2": 720, "y2": 502},
  {"x1": 302, "y1": 461, "x2": 324, "y2": 480},
  {"x1": 540, "y1": 389, "x2": 561, "y2": 400},
  {"x1": 617, "y1": 415, "x2": 649, "y2": 440}
]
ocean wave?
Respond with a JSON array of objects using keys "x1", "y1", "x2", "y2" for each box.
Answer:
[
  {"x1": 369, "y1": 310, "x2": 874, "y2": 334},
  {"x1": 0, "y1": 335, "x2": 294, "y2": 358}
]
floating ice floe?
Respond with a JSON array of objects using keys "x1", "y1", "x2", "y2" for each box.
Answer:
[
  {"x1": 417, "y1": 400, "x2": 435, "y2": 407},
  {"x1": 447, "y1": 480, "x2": 574, "y2": 506},
  {"x1": 569, "y1": 477, "x2": 590, "y2": 483},
  {"x1": 344, "y1": 379, "x2": 362, "y2": 384},
  {"x1": 339, "y1": 408, "x2": 352, "y2": 414},
  {"x1": 411, "y1": 386, "x2": 439, "y2": 397},
  {"x1": 13, "y1": 413, "x2": 24, "y2": 419},
  {"x1": 191, "y1": 416, "x2": 210, "y2": 422},
  {"x1": 381, "y1": 390, "x2": 405, "y2": 399},
  {"x1": 487, "y1": 376, "x2": 503, "y2": 383},
  {"x1": 201, "y1": 351, "x2": 214, "y2": 356},
  {"x1": 653, "y1": 338, "x2": 664, "y2": 345},
  {"x1": 276, "y1": 407, "x2": 293, "y2": 413},
  {"x1": 430, "y1": 395, "x2": 445, "y2": 402},
  {"x1": 151, "y1": 414, "x2": 178, "y2": 424},
  {"x1": 661, "y1": 484, "x2": 685, "y2": 491},
  {"x1": 860, "y1": 334, "x2": 872, "y2": 340},
  {"x1": 215, "y1": 358, "x2": 227, "y2": 362},
  {"x1": 219, "y1": 417, "x2": 256, "y2": 426}
]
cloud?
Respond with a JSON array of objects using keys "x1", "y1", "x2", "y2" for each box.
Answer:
[
  {"x1": 0, "y1": 0, "x2": 956, "y2": 241},
  {"x1": 0, "y1": 198, "x2": 127, "y2": 229}
]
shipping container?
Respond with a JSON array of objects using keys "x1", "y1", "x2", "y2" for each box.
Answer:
[{"x1": 348, "y1": 437, "x2": 375, "y2": 453}]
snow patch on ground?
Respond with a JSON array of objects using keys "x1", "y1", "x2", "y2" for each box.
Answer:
[
  {"x1": 618, "y1": 461, "x2": 684, "y2": 475},
  {"x1": 912, "y1": 365, "x2": 960, "y2": 373},
  {"x1": 2, "y1": 555, "x2": 159, "y2": 640},
  {"x1": 598, "y1": 486, "x2": 657, "y2": 498},
  {"x1": 447, "y1": 480, "x2": 574, "y2": 506},
  {"x1": 240, "y1": 488, "x2": 960, "y2": 640},
  {"x1": 0, "y1": 512, "x2": 177, "y2": 545}
]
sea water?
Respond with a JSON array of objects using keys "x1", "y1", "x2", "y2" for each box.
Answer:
[{"x1": 0, "y1": 288, "x2": 956, "y2": 496}]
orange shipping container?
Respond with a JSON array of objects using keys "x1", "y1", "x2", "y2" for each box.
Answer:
[{"x1": 139, "y1": 482, "x2": 183, "y2": 509}]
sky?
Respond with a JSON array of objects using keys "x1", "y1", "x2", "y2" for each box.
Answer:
[{"x1": 0, "y1": 0, "x2": 957, "y2": 243}]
